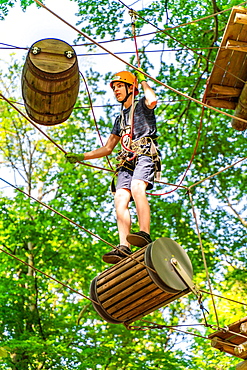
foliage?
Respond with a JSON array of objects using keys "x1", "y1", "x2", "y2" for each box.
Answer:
[{"x1": 0, "y1": 0, "x2": 247, "y2": 369}]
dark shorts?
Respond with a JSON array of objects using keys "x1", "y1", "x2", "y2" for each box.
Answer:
[{"x1": 116, "y1": 155, "x2": 155, "y2": 191}]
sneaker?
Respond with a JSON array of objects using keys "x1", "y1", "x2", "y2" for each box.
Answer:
[
  {"x1": 126, "y1": 231, "x2": 152, "y2": 247},
  {"x1": 102, "y1": 245, "x2": 132, "y2": 264}
]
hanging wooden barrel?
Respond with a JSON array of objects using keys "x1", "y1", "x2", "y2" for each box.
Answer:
[
  {"x1": 21, "y1": 38, "x2": 80, "y2": 125},
  {"x1": 90, "y1": 237, "x2": 193, "y2": 326}
]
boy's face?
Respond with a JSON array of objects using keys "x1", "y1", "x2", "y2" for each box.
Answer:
[{"x1": 112, "y1": 82, "x2": 133, "y2": 102}]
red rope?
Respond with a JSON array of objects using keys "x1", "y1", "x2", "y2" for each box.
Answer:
[
  {"x1": 133, "y1": 34, "x2": 141, "y2": 68},
  {"x1": 79, "y1": 71, "x2": 114, "y2": 170},
  {"x1": 146, "y1": 80, "x2": 210, "y2": 197}
]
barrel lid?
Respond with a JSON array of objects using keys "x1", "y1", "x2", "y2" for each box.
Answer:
[
  {"x1": 29, "y1": 38, "x2": 77, "y2": 73},
  {"x1": 147, "y1": 237, "x2": 193, "y2": 291}
]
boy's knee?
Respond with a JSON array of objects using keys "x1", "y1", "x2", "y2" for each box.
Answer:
[
  {"x1": 131, "y1": 179, "x2": 148, "y2": 195},
  {"x1": 114, "y1": 188, "x2": 131, "y2": 204}
]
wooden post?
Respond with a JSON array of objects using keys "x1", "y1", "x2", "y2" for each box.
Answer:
[
  {"x1": 231, "y1": 83, "x2": 247, "y2": 131},
  {"x1": 240, "y1": 323, "x2": 247, "y2": 335},
  {"x1": 236, "y1": 359, "x2": 247, "y2": 370},
  {"x1": 235, "y1": 341, "x2": 247, "y2": 356},
  {"x1": 211, "y1": 336, "x2": 235, "y2": 356}
]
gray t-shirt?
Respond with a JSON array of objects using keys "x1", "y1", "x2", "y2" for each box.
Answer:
[{"x1": 111, "y1": 96, "x2": 157, "y2": 141}]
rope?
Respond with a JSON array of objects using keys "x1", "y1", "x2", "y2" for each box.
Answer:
[
  {"x1": 0, "y1": 42, "x2": 28, "y2": 49},
  {"x1": 32, "y1": 0, "x2": 247, "y2": 121},
  {"x1": 128, "y1": 319, "x2": 247, "y2": 345},
  {"x1": 74, "y1": 1, "x2": 247, "y2": 48},
  {"x1": 129, "y1": 9, "x2": 141, "y2": 68},
  {"x1": 146, "y1": 79, "x2": 211, "y2": 197},
  {"x1": 0, "y1": 177, "x2": 157, "y2": 274},
  {"x1": 76, "y1": 46, "x2": 223, "y2": 57},
  {"x1": 188, "y1": 190, "x2": 220, "y2": 329},
  {"x1": 79, "y1": 71, "x2": 114, "y2": 170},
  {"x1": 2, "y1": 0, "x2": 247, "y2": 338},
  {"x1": 0, "y1": 246, "x2": 99, "y2": 305},
  {"x1": 117, "y1": 1, "x2": 247, "y2": 85},
  {"x1": 189, "y1": 156, "x2": 247, "y2": 190},
  {"x1": 147, "y1": 100, "x2": 204, "y2": 197},
  {"x1": 117, "y1": 0, "x2": 247, "y2": 35},
  {"x1": 200, "y1": 289, "x2": 247, "y2": 307},
  {"x1": 0, "y1": 94, "x2": 189, "y2": 190},
  {"x1": 0, "y1": 92, "x2": 114, "y2": 174}
]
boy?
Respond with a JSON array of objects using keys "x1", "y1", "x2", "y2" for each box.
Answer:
[{"x1": 66, "y1": 69, "x2": 159, "y2": 264}]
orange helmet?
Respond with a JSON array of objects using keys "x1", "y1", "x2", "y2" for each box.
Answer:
[{"x1": 110, "y1": 71, "x2": 139, "y2": 95}]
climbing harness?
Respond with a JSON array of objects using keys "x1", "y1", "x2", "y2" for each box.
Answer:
[{"x1": 111, "y1": 136, "x2": 161, "y2": 195}]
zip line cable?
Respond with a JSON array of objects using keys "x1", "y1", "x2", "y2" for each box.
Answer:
[
  {"x1": 127, "y1": 319, "x2": 247, "y2": 346},
  {"x1": 73, "y1": 1, "x2": 247, "y2": 47},
  {"x1": 0, "y1": 93, "x2": 190, "y2": 190},
  {"x1": 0, "y1": 177, "x2": 158, "y2": 274},
  {"x1": 117, "y1": 0, "x2": 247, "y2": 85},
  {"x1": 188, "y1": 190, "x2": 220, "y2": 329},
  {"x1": 1, "y1": 0, "x2": 247, "y2": 338},
  {"x1": 31, "y1": 0, "x2": 247, "y2": 125},
  {"x1": 0, "y1": 246, "x2": 99, "y2": 305},
  {"x1": 117, "y1": 0, "x2": 247, "y2": 35},
  {"x1": 79, "y1": 71, "x2": 114, "y2": 170}
]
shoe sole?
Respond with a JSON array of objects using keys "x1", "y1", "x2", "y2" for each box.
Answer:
[
  {"x1": 102, "y1": 254, "x2": 124, "y2": 264},
  {"x1": 126, "y1": 234, "x2": 152, "y2": 247}
]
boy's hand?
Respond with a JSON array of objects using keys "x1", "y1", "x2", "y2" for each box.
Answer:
[
  {"x1": 65, "y1": 152, "x2": 85, "y2": 163},
  {"x1": 134, "y1": 68, "x2": 147, "y2": 84}
]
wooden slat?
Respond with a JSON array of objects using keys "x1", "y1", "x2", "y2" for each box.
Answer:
[
  {"x1": 114, "y1": 291, "x2": 172, "y2": 321},
  {"x1": 97, "y1": 249, "x2": 145, "y2": 287},
  {"x1": 105, "y1": 283, "x2": 159, "y2": 313},
  {"x1": 98, "y1": 269, "x2": 149, "y2": 302},
  {"x1": 205, "y1": 6, "x2": 247, "y2": 109},
  {"x1": 209, "y1": 316, "x2": 247, "y2": 359},
  {"x1": 226, "y1": 39, "x2": 247, "y2": 53},
  {"x1": 206, "y1": 98, "x2": 237, "y2": 109},
  {"x1": 112, "y1": 290, "x2": 174, "y2": 319},
  {"x1": 231, "y1": 83, "x2": 247, "y2": 130},
  {"x1": 235, "y1": 13, "x2": 247, "y2": 25},
  {"x1": 210, "y1": 84, "x2": 242, "y2": 96},
  {"x1": 123, "y1": 289, "x2": 190, "y2": 324},
  {"x1": 98, "y1": 247, "x2": 145, "y2": 280},
  {"x1": 97, "y1": 259, "x2": 144, "y2": 295},
  {"x1": 102, "y1": 277, "x2": 156, "y2": 310}
]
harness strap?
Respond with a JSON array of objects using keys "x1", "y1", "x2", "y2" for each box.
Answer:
[{"x1": 111, "y1": 137, "x2": 162, "y2": 195}]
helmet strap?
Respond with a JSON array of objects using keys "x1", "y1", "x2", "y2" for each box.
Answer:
[{"x1": 119, "y1": 83, "x2": 132, "y2": 104}]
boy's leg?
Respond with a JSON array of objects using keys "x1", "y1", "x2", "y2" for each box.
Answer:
[
  {"x1": 114, "y1": 188, "x2": 132, "y2": 247},
  {"x1": 126, "y1": 179, "x2": 153, "y2": 247},
  {"x1": 102, "y1": 188, "x2": 132, "y2": 264},
  {"x1": 131, "y1": 179, "x2": 150, "y2": 234},
  {"x1": 126, "y1": 155, "x2": 154, "y2": 247}
]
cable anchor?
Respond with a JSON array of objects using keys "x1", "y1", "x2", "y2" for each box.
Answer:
[
  {"x1": 170, "y1": 257, "x2": 204, "y2": 308},
  {"x1": 31, "y1": 46, "x2": 41, "y2": 55},
  {"x1": 64, "y1": 50, "x2": 74, "y2": 59}
]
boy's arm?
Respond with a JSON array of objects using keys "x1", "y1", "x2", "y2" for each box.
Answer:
[
  {"x1": 65, "y1": 134, "x2": 120, "y2": 163},
  {"x1": 135, "y1": 69, "x2": 157, "y2": 109}
]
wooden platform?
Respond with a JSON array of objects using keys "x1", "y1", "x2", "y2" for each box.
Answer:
[
  {"x1": 209, "y1": 316, "x2": 247, "y2": 359},
  {"x1": 205, "y1": 6, "x2": 247, "y2": 111}
]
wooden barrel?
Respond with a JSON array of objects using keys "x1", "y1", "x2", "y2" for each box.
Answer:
[
  {"x1": 21, "y1": 38, "x2": 80, "y2": 125},
  {"x1": 90, "y1": 237, "x2": 193, "y2": 325}
]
